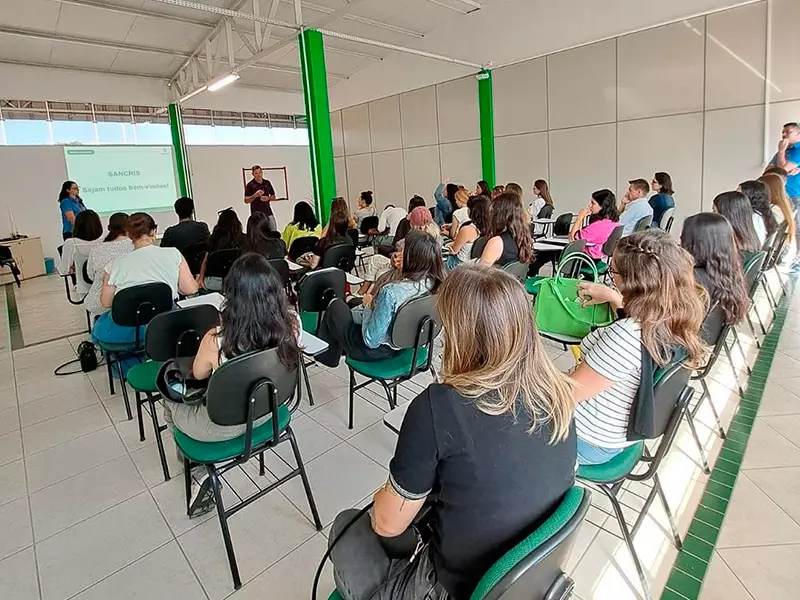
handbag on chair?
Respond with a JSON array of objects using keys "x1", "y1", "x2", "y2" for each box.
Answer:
[{"x1": 534, "y1": 253, "x2": 615, "y2": 339}]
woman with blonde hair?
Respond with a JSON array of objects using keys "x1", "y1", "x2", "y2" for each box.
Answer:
[
  {"x1": 446, "y1": 186, "x2": 471, "y2": 238},
  {"x1": 760, "y1": 172, "x2": 796, "y2": 245},
  {"x1": 329, "y1": 265, "x2": 577, "y2": 600},
  {"x1": 572, "y1": 229, "x2": 708, "y2": 465}
]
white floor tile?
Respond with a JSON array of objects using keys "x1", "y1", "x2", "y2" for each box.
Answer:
[
  {"x1": 718, "y1": 544, "x2": 800, "y2": 600},
  {"x1": 0, "y1": 548, "x2": 40, "y2": 600},
  {"x1": 0, "y1": 497, "x2": 33, "y2": 561},
  {"x1": 347, "y1": 421, "x2": 398, "y2": 468},
  {"x1": 273, "y1": 413, "x2": 343, "y2": 467},
  {"x1": 0, "y1": 387, "x2": 16, "y2": 411},
  {"x1": 19, "y1": 387, "x2": 100, "y2": 428},
  {"x1": 699, "y1": 552, "x2": 754, "y2": 600},
  {"x1": 740, "y1": 418, "x2": 800, "y2": 470},
  {"x1": 129, "y1": 434, "x2": 183, "y2": 488},
  {"x1": 307, "y1": 394, "x2": 387, "y2": 440},
  {"x1": 302, "y1": 370, "x2": 351, "y2": 411},
  {"x1": 0, "y1": 406, "x2": 20, "y2": 436},
  {"x1": 0, "y1": 430, "x2": 22, "y2": 468},
  {"x1": 0, "y1": 459, "x2": 27, "y2": 508},
  {"x1": 758, "y1": 381, "x2": 800, "y2": 417},
  {"x1": 759, "y1": 414, "x2": 800, "y2": 448},
  {"x1": 744, "y1": 466, "x2": 800, "y2": 525},
  {"x1": 22, "y1": 405, "x2": 111, "y2": 456}
]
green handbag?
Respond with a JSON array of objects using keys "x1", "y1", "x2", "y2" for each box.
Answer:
[{"x1": 534, "y1": 253, "x2": 615, "y2": 339}]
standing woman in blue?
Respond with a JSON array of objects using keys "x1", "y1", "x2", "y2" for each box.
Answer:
[{"x1": 59, "y1": 180, "x2": 86, "y2": 241}]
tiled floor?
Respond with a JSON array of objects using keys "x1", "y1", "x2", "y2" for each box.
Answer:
[{"x1": 0, "y1": 273, "x2": 792, "y2": 600}]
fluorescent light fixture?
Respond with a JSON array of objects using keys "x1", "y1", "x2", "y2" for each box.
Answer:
[
  {"x1": 178, "y1": 85, "x2": 207, "y2": 103},
  {"x1": 207, "y1": 73, "x2": 240, "y2": 92}
]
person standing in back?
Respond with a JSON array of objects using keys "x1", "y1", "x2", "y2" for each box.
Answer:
[
  {"x1": 244, "y1": 165, "x2": 277, "y2": 231},
  {"x1": 618, "y1": 179, "x2": 654, "y2": 236},
  {"x1": 58, "y1": 180, "x2": 86, "y2": 241},
  {"x1": 767, "y1": 123, "x2": 800, "y2": 270},
  {"x1": 649, "y1": 172, "x2": 676, "y2": 228},
  {"x1": 159, "y1": 197, "x2": 210, "y2": 254}
]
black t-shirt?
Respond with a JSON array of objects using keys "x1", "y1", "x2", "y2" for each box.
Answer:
[
  {"x1": 390, "y1": 384, "x2": 577, "y2": 599},
  {"x1": 159, "y1": 220, "x2": 210, "y2": 253},
  {"x1": 245, "y1": 179, "x2": 276, "y2": 216}
]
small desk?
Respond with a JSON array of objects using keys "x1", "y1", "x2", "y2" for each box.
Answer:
[
  {"x1": 285, "y1": 259, "x2": 303, "y2": 272},
  {"x1": 346, "y1": 272, "x2": 364, "y2": 285},
  {"x1": 539, "y1": 331, "x2": 584, "y2": 347},
  {"x1": 534, "y1": 243, "x2": 568, "y2": 252},
  {"x1": 383, "y1": 402, "x2": 409, "y2": 435}
]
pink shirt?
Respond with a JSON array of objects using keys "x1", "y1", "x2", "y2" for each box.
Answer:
[{"x1": 577, "y1": 219, "x2": 618, "y2": 259}]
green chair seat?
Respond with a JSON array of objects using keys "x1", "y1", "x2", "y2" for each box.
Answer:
[
  {"x1": 174, "y1": 405, "x2": 291, "y2": 464},
  {"x1": 525, "y1": 275, "x2": 546, "y2": 295},
  {"x1": 346, "y1": 347, "x2": 428, "y2": 380},
  {"x1": 576, "y1": 441, "x2": 645, "y2": 484},
  {"x1": 327, "y1": 592, "x2": 343, "y2": 600},
  {"x1": 300, "y1": 311, "x2": 318, "y2": 335},
  {"x1": 96, "y1": 339, "x2": 138, "y2": 353},
  {"x1": 126, "y1": 360, "x2": 163, "y2": 393},
  {"x1": 580, "y1": 261, "x2": 608, "y2": 278}
]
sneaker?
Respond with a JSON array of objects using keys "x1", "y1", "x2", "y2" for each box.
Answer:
[{"x1": 188, "y1": 475, "x2": 215, "y2": 518}]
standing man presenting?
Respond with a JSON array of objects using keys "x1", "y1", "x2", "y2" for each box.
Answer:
[
  {"x1": 244, "y1": 165, "x2": 277, "y2": 231},
  {"x1": 768, "y1": 123, "x2": 800, "y2": 214}
]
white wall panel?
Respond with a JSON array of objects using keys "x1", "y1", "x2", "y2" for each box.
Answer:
[
  {"x1": 705, "y1": 3, "x2": 767, "y2": 110},
  {"x1": 400, "y1": 86, "x2": 440, "y2": 148},
  {"x1": 344, "y1": 154, "x2": 375, "y2": 208},
  {"x1": 618, "y1": 19, "x2": 705, "y2": 120},
  {"x1": 403, "y1": 146, "x2": 441, "y2": 205},
  {"x1": 770, "y1": 0, "x2": 800, "y2": 102},
  {"x1": 493, "y1": 58, "x2": 547, "y2": 137},
  {"x1": 436, "y1": 77, "x2": 480, "y2": 144},
  {"x1": 331, "y1": 110, "x2": 345, "y2": 158},
  {"x1": 334, "y1": 157, "x2": 349, "y2": 202},
  {"x1": 368, "y1": 96, "x2": 403, "y2": 152},
  {"x1": 549, "y1": 124, "x2": 617, "y2": 215},
  {"x1": 439, "y1": 141, "x2": 481, "y2": 189},
  {"x1": 495, "y1": 133, "x2": 549, "y2": 206},
  {"x1": 372, "y1": 151, "x2": 407, "y2": 211},
  {"x1": 618, "y1": 113, "x2": 704, "y2": 232},
  {"x1": 341, "y1": 104, "x2": 372, "y2": 156},
  {"x1": 548, "y1": 40, "x2": 617, "y2": 130},
  {"x1": 704, "y1": 106, "x2": 765, "y2": 210},
  {"x1": 767, "y1": 100, "x2": 800, "y2": 164}
]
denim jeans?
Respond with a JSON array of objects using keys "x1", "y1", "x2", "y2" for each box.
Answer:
[{"x1": 576, "y1": 439, "x2": 623, "y2": 465}]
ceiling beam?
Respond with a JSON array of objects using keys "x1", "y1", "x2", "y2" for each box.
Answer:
[
  {"x1": 421, "y1": 0, "x2": 481, "y2": 15},
  {"x1": 55, "y1": 0, "x2": 215, "y2": 27},
  {"x1": 281, "y1": 1, "x2": 425, "y2": 38},
  {"x1": 0, "y1": 58, "x2": 168, "y2": 81}
]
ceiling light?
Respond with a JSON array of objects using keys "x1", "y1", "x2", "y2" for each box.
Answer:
[
  {"x1": 178, "y1": 85, "x2": 208, "y2": 103},
  {"x1": 207, "y1": 73, "x2": 240, "y2": 92}
]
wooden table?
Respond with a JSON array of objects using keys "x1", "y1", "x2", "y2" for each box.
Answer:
[{"x1": 0, "y1": 236, "x2": 44, "y2": 285}]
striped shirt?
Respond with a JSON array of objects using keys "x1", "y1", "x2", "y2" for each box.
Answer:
[{"x1": 574, "y1": 318, "x2": 642, "y2": 449}]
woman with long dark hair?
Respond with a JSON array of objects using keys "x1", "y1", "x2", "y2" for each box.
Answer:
[
  {"x1": 445, "y1": 194, "x2": 491, "y2": 271},
  {"x1": 306, "y1": 210, "x2": 352, "y2": 269},
  {"x1": 739, "y1": 179, "x2": 778, "y2": 244},
  {"x1": 243, "y1": 212, "x2": 285, "y2": 259},
  {"x1": 316, "y1": 230, "x2": 445, "y2": 367},
  {"x1": 198, "y1": 208, "x2": 246, "y2": 290},
  {"x1": 282, "y1": 200, "x2": 321, "y2": 248},
  {"x1": 85, "y1": 213, "x2": 133, "y2": 319},
  {"x1": 434, "y1": 179, "x2": 459, "y2": 226},
  {"x1": 529, "y1": 179, "x2": 554, "y2": 220},
  {"x1": 58, "y1": 180, "x2": 86, "y2": 240},
  {"x1": 649, "y1": 172, "x2": 676, "y2": 228},
  {"x1": 57, "y1": 209, "x2": 104, "y2": 276},
  {"x1": 475, "y1": 180, "x2": 492, "y2": 198},
  {"x1": 479, "y1": 191, "x2": 533, "y2": 266},
  {"x1": 681, "y1": 213, "x2": 748, "y2": 326},
  {"x1": 712, "y1": 191, "x2": 761, "y2": 262}
]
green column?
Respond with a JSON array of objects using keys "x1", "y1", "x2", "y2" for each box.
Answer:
[
  {"x1": 168, "y1": 103, "x2": 192, "y2": 198},
  {"x1": 477, "y1": 70, "x2": 496, "y2": 188},
  {"x1": 299, "y1": 28, "x2": 336, "y2": 225}
]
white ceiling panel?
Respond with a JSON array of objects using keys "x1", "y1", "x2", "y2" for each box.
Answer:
[
  {"x1": 381, "y1": 0, "x2": 455, "y2": 32},
  {"x1": 123, "y1": 16, "x2": 209, "y2": 52},
  {"x1": 90, "y1": 0, "x2": 147, "y2": 9},
  {"x1": 140, "y1": 0, "x2": 217, "y2": 25},
  {"x1": 0, "y1": 35, "x2": 54, "y2": 64},
  {"x1": 49, "y1": 41, "x2": 120, "y2": 70},
  {"x1": 0, "y1": 0, "x2": 62, "y2": 32},
  {"x1": 323, "y1": 19, "x2": 423, "y2": 47},
  {"x1": 110, "y1": 50, "x2": 180, "y2": 75},
  {"x1": 237, "y1": 68, "x2": 304, "y2": 91},
  {"x1": 344, "y1": 0, "x2": 415, "y2": 22},
  {"x1": 55, "y1": 3, "x2": 138, "y2": 42}
]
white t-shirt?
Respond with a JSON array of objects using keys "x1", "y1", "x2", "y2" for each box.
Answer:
[
  {"x1": 108, "y1": 245, "x2": 183, "y2": 298},
  {"x1": 772, "y1": 204, "x2": 785, "y2": 225},
  {"x1": 574, "y1": 318, "x2": 642, "y2": 449},
  {"x1": 752, "y1": 213, "x2": 767, "y2": 245},
  {"x1": 378, "y1": 206, "x2": 408, "y2": 236},
  {"x1": 452, "y1": 206, "x2": 470, "y2": 226},
  {"x1": 528, "y1": 197, "x2": 545, "y2": 221}
]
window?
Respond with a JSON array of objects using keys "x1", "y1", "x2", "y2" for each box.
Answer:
[
  {"x1": 272, "y1": 127, "x2": 308, "y2": 146},
  {"x1": 52, "y1": 120, "x2": 97, "y2": 145},
  {"x1": 4, "y1": 119, "x2": 52, "y2": 145},
  {"x1": 96, "y1": 122, "x2": 127, "y2": 144},
  {"x1": 184, "y1": 124, "x2": 217, "y2": 145},
  {"x1": 135, "y1": 123, "x2": 171, "y2": 145}
]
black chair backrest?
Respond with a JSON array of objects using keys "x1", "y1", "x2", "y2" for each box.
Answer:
[
  {"x1": 288, "y1": 236, "x2": 319, "y2": 261},
  {"x1": 81, "y1": 261, "x2": 93, "y2": 285},
  {"x1": 634, "y1": 215, "x2": 653, "y2": 232},
  {"x1": 743, "y1": 251, "x2": 767, "y2": 295},
  {"x1": 553, "y1": 213, "x2": 573, "y2": 236},
  {"x1": 297, "y1": 267, "x2": 346, "y2": 312},
  {"x1": 696, "y1": 303, "x2": 729, "y2": 377},
  {"x1": 390, "y1": 294, "x2": 441, "y2": 350},
  {"x1": 182, "y1": 242, "x2": 208, "y2": 276},
  {"x1": 502, "y1": 261, "x2": 529, "y2": 282},
  {"x1": 556, "y1": 240, "x2": 587, "y2": 278},
  {"x1": 764, "y1": 220, "x2": 789, "y2": 271},
  {"x1": 320, "y1": 242, "x2": 356, "y2": 272},
  {"x1": 206, "y1": 347, "x2": 298, "y2": 430},
  {"x1": 145, "y1": 304, "x2": 219, "y2": 360},
  {"x1": 471, "y1": 235, "x2": 489, "y2": 260},
  {"x1": 0, "y1": 245, "x2": 13, "y2": 261},
  {"x1": 601, "y1": 225, "x2": 624, "y2": 258},
  {"x1": 111, "y1": 282, "x2": 174, "y2": 346},
  {"x1": 346, "y1": 228, "x2": 359, "y2": 246},
  {"x1": 268, "y1": 258, "x2": 291, "y2": 288},
  {"x1": 205, "y1": 248, "x2": 240, "y2": 279},
  {"x1": 360, "y1": 215, "x2": 379, "y2": 235},
  {"x1": 536, "y1": 204, "x2": 554, "y2": 220}
]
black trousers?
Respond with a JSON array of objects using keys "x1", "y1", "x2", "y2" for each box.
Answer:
[
  {"x1": 62, "y1": 232, "x2": 73, "y2": 241},
  {"x1": 528, "y1": 250, "x2": 560, "y2": 277},
  {"x1": 316, "y1": 299, "x2": 399, "y2": 368}
]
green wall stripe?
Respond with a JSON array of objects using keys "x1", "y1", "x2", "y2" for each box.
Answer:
[
  {"x1": 477, "y1": 70, "x2": 496, "y2": 189},
  {"x1": 299, "y1": 28, "x2": 336, "y2": 226},
  {"x1": 168, "y1": 103, "x2": 191, "y2": 198},
  {"x1": 660, "y1": 285, "x2": 794, "y2": 600}
]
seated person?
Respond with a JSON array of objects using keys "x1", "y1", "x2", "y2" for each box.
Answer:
[
  {"x1": 570, "y1": 230, "x2": 708, "y2": 465},
  {"x1": 491, "y1": 184, "x2": 505, "y2": 199},
  {"x1": 303, "y1": 211, "x2": 353, "y2": 270},
  {"x1": 528, "y1": 189, "x2": 619, "y2": 276},
  {"x1": 198, "y1": 208, "x2": 246, "y2": 290},
  {"x1": 95, "y1": 213, "x2": 198, "y2": 346},
  {"x1": 159, "y1": 196, "x2": 210, "y2": 254},
  {"x1": 58, "y1": 209, "x2": 103, "y2": 277},
  {"x1": 329, "y1": 265, "x2": 577, "y2": 600},
  {"x1": 354, "y1": 190, "x2": 377, "y2": 227},
  {"x1": 282, "y1": 201, "x2": 322, "y2": 249},
  {"x1": 321, "y1": 197, "x2": 356, "y2": 238},
  {"x1": 316, "y1": 231, "x2": 444, "y2": 368},
  {"x1": 530, "y1": 179, "x2": 555, "y2": 235},
  {"x1": 243, "y1": 212, "x2": 285, "y2": 259},
  {"x1": 84, "y1": 213, "x2": 133, "y2": 319},
  {"x1": 681, "y1": 213, "x2": 749, "y2": 330},
  {"x1": 373, "y1": 203, "x2": 408, "y2": 247},
  {"x1": 434, "y1": 179, "x2": 458, "y2": 226},
  {"x1": 445, "y1": 194, "x2": 490, "y2": 271},
  {"x1": 164, "y1": 253, "x2": 301, "y2": 516},
  {"x1": 478, "y1": 192, "x2": 533, "y2": 267},
  {"x1": 712, "y1": 191, "x2": 761, "y2": 264},
  {"x1": 649, "y1": 172, "x2": 676, "y2": 228},
  {"x1": 618, "y1": 179, "x2": 654, "y2": 236},
  {"x1": 375, "y1": 196, "x2": 427, "y2": 258},
  {"x1": 739, "y1": 179, "x2": 778, "y2": 246},
  {"x1": 444, "y1": 186, "x2": 470, "y2": 239}
]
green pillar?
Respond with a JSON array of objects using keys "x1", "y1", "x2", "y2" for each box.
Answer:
[
  {"x1": 168, "y1": 103, "x2": 192, "y2": 198},
  {"x1": 299, "y1": 28, "x2": 336, "y2": 225},
  {"x1": 477, "y1": 70, "x2": 496, "y2": 188}
]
